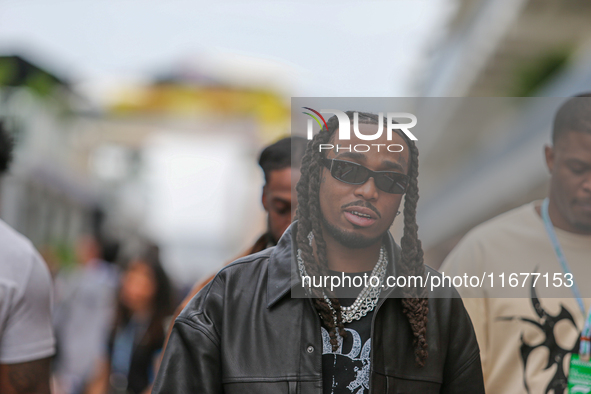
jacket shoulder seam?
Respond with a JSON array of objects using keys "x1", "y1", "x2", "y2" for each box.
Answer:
[
  {"x1": 175, "y1": 317, "x2": 220, "y2": 348},
  {"x1": 183, "y1": 250, "x2": 273, "y2": 338},
  {"x1": 219, "y1": 248, "x2": 273, "y2": 273}
]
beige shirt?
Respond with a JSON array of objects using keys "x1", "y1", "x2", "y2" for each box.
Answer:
[{"x1": 441, "y1": 201, "x2": 591, "y2": 394}]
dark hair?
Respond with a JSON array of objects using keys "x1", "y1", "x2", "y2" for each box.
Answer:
[
  {"x1": 100, "y1": 238, "x2": 120, "y2": 264},
  {"x1": 553, "y1": 93, "x2": 591, "y2": 144},
  {"x1": 111, "y1": 245, "x2": 173, "y2": 350},
  {"x1": 0, "y1": 121, "x2": 14, "y2": 175},
  {"x1": 295, "y1": 112, "x2": 429, "y2": 366},
  {"x1": 258, "y1": 136, "x2": 308, "y2": 183}
]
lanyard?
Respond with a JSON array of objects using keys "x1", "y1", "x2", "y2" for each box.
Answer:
[{"x1": 541, "y1": 198, "x2": 591, "y2": 358}]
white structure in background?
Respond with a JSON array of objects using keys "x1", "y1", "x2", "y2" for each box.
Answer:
[
  {"x1": 0, "y1": 55, "x2": 95, "y2": 246},
  {"x1": 415, "y1": 0, "x2": 591, "y2": 263},
  {"x1": 84, "y1": 120, "x2": 267, "y2": 287},
  {"x1": 140, "y1": 132, "x2": 262, "y2": 286}
]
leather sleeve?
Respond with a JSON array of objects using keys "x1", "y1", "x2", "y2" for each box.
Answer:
[
  {"x1": 440, "y1": 296, "x2": 486, "y2": 394},
  {"x1": 152, "y1": 318, "x2": 222, "y2": 394}
]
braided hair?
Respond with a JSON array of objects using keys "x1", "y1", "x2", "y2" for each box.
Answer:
[{"x1": 295, "y1": 111, "x2": 429, "y2": 366}]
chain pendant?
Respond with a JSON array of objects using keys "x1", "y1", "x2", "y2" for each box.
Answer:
[{"x1": 297, "y1": 246, "x2": 388, "y2": 323}]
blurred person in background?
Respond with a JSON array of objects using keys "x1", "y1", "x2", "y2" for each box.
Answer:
[
  {"x1": 441, "y1": 95, "x2": 591, "y2": 393},
  {"x1": 86, "y1": 246, "x2": 173, "y2": 394},
  {"x1": 0, "y1": 121, "x2": 55, "y2": 394},
  {"x1": 167, "y1": 136, "x2": 307, "y2": 324},
  {"x1": 53, "y1": 235, "x2": 120, "y2": 394}
]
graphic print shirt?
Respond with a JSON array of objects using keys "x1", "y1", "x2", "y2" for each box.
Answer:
[
  {"x1": 441, "y1": 201, "x2": 591, "y2": 394},
  {"x1": 323, "y1": 270, "x2": 375, "y2": 394}
]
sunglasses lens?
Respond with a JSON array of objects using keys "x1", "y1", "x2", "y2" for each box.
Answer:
[
  {"x1": 332, "y1": 161, "x2": 368, "y2": 184},
  {"x1": 375, "y1": 173, "x2": 408, "y2": 194},
  {"x1": 327, "y1": 159, "x2": 408, "y2": 194}
]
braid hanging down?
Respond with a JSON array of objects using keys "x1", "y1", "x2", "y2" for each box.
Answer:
[{"x1": 295, "y1": 111, "x2": 429, "y2": 366}]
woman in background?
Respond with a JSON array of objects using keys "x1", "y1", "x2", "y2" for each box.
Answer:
[{"x1": 87, "y1": 247, "x2": 173, "y2": 394}]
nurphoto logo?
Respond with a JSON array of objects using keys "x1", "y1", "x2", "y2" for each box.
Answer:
[{"x1": 302, "y1": 108, "x2": 417, "y2": 153}]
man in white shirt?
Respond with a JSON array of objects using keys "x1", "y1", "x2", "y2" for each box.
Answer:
[
  {"x1": 0, "y1": 121, "x2": 55, "y2": 394},
  {"x1": 441, "y1": 95, "x2": 591, "y2": 393}
]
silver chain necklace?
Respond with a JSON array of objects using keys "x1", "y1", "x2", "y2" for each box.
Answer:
[{"x1": 297, "y1": 246, "x2": 388, "y2": 323}]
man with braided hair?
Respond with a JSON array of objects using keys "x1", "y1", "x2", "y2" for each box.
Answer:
[{"x1": 153, "y1": 112, "x2": 484, "y2": 393}]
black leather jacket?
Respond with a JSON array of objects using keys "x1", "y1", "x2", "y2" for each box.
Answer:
[{"x1": 153, "y1": 224, "x2": 485, "y2": 393}]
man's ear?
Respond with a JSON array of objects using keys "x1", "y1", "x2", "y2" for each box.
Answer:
[
  {"x1": 544, "y1": 144, "x2": 555, "y2": 174},
  {"x1": 262, "y1": 186, "x2": 269, "y2": 212}
]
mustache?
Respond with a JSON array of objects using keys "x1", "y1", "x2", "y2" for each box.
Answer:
[{"x1": 341, "y1": 200, "x2": 382, "y2": 219}]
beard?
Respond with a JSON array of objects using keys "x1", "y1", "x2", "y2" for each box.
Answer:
[
  {"x1": 572, "y1": 219, "x2": 591, "y2": 234},
  {"x1": 321, "y1": 213, "x2": 385, "y2": 249}
]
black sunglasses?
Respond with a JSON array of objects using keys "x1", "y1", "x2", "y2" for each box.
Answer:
[{"x1": 322, "y1": 158, "x2": 409, "y2": 194}]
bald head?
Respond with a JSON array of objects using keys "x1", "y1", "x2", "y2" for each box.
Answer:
[{"x1": 552, "y1": 94, "x2": 591, "y2": 145}]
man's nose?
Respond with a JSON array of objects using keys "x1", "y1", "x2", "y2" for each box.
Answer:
[{"x1": 354, "y1": 177, "x2": 379, "y2": 201}]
